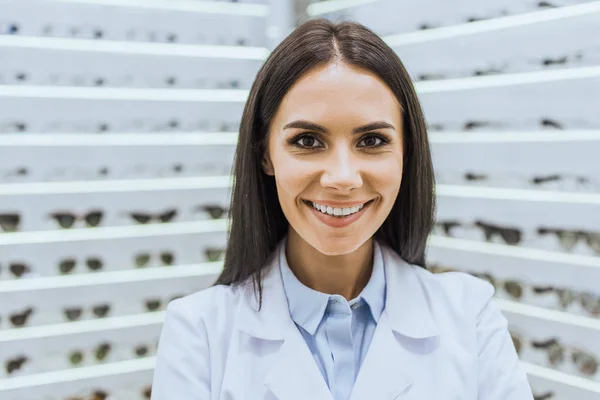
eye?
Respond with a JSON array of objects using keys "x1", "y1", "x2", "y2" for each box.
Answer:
[
  {"x1": 291, "y1": 134, "x2": 323, "y2": 149},
  {"x1": 357, "y1": 134, "x2": 388, "y2": 148}
]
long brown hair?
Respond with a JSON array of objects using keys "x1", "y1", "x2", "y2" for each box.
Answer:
[{"x1": 215, "y1": 18, "x2": 436, "y2": 307}]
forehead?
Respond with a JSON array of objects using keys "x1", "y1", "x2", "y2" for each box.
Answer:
[{"x1": 274, "y1": 62, "x2": 402, "y2": 125}]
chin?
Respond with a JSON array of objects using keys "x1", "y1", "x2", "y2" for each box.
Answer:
[{"x1": 308, "y1": 233, "x2": 370, "y2": 256}]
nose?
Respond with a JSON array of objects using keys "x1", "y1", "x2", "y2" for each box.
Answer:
[{"x1": 320, "y1": 145, "x2": 363, "y2": 192}]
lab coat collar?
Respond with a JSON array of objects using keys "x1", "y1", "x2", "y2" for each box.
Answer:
[
  {"x1": 235, "y1": 238, "x2": 440, "y2": 400},
  {"x1": 237, "y1": 238, "x2": 439, "y2": 340}
]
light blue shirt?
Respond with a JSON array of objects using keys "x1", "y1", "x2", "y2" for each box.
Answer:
[{"x1": 279, "y1": 239, "x2": 386, "y2": 400}]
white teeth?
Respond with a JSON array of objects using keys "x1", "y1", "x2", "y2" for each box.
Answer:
[{"x1": 310, "y1": 201, "x2": 367, "y2": 217}]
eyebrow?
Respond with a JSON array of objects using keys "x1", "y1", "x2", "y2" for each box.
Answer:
[{"x1": 283, "y1": 120, "x2": 395, "y2": 135}]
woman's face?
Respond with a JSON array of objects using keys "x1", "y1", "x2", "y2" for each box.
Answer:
[{"x1": 263, "y1": 62, "x2": 404, "y2": 256}]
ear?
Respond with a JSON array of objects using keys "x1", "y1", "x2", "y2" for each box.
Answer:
[{"x1": 261, "y1": 151, "x2": 275, "y2": 176}]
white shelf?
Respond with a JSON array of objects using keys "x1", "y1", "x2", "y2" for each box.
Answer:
[
  {"x1": 306, "y1": 0, "x2": 378, "y2": 16},
  {"x1": 524, "y1": 361, "x2": 600, "y2": 398},
  {"x1": 499, "y1": 299, "x2": 600, "y2": 333},
  {"x1": 429, "y1": 130, "x2": 600, "y2": 144},
  {"x1": 0, "y1": 311, "x2": 165, "y2": 342},
  {"x1": 416, "y1": 65, "x2": 600, "y2": 93},
  {"x1": 46, "y1": 0, "x2": 269, "y2": 16},
  {"x1": 0, "y1": 261, "x2": 223, "y2": 292},
  {"x1": 0, "y1": 175, "x2": 232, "y2": 195},
  {"x1": 0, "y1": 219, "x2": 228, "y2": 246},
  {"x1": 435, "y1": 185, "x2": 600, "y2": 232},
  {"x1": 0, "y1": 132, "x2": 239, "y2": 146},
  {"x1": 0, "y1": 356, "x2": 155, "y2": 391},
  {"x1": 436, "y1": 185, "x2": 600, "y2": 205},
  {"x1": 0, "y1": 65, "x2": 597, "y2": 102},
  {"x1": 0, "y1": 36, "x2": 270, "y2": 60},
  {"x1": 427, "y1": 235, "x2": 600, "y2": 293},
  {"x1": 383, "y1": 1, "x2": 600, "y2": 46},
  {"x1": 0, "y1": 85, "x2": 248, "y2": 102}
]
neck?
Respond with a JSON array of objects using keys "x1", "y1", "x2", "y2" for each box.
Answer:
[{"x1": 285, "y1": 229, "x2": 374, "y2": 301}]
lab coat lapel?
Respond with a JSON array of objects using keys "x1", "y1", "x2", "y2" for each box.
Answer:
[
  {"x1": 236, "y1": 240, "x2": 333, "y2": 400},
  {"x1": 349, "y1": 311, "x2": 412, "y2": 400},
  {"x1": 350, "y1": 242, "x2": 440, "y2": 400},
  {"x1": 264, "y1": 324, "x2": 333, "y2": 400}
]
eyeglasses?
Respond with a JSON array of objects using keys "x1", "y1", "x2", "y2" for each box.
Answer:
[
  {"x1": 533, "y1": 391, "x2": 555, "y2": 400},
  {"x1": 142, "y1": 385, "x2": 152, "y2": 399},
  {"x1": 9, "y1": 307, "x2": 34, "y2": 327},
  {"x1": 204, "y1": 247, "x2": 225, "y2": 262},
  {"x1": 59, "y1": 257, "x2": 104, "y2": 274},
  {"x1": 144, "y1": 293, "x2": 185, "y2": 312},
  {"x1": 532, "y1": 286, "x2": 600, "y2": 317},
  {"x1": 1, "y1": 262, "x2": 32, "y2": 278},
  {"x1": 471, "y1": 272, "x2": 524, "y2": 300},
  {"x1": 68, "y1": 342, "x2": 112, "y2": 366},
  {"x1": 5, "y1": 355, "x2": 28, "y2": 375},
  {"x1": 49, "y1": 210, "x2": 103, "y2": 228},
  {"x1": 135, "y1": 251, "x2": 175, "y2": 268},
  {"x1": 434, "y1": 219, "x2": 522, "y2": 245},
  {"x1": 0, "y1": 213, "x2": 20, "y2": 232},
  {"x1": 474, "y1": 220, "x2": 522, "y2": 245},
  {"x1": 427, "y1": 263, "x2": 456, "y2": 274},
  {"x1": 510, "y1": 331, "x2": 523, "y2": 356},
  {"x1": 531, "y1": 337, "x2": 599, "y2": 376},
  {"x1": 129, "y1": 209, "x2": 177, "y2": 224},
  {"x1": 134, "y1": 344, "x2": 149, "y2": 357},
  {"x1": 196, "y1": 204, "x2": 229, "y2": 220},
  {"x1": 63, "y1": 304, "x2": 111, "y2": 321},
  {"x1": 537, "y1": 227, "x2": 600, "y2": 254}
]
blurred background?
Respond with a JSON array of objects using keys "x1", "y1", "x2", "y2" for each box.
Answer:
[{"x1": 0, "y1": 0, "x2": 599, "y2": 399}]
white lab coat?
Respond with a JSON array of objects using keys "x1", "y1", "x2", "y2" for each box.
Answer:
[{"x1": 151, "y1": 240, "x2": 534, "y2": 400}]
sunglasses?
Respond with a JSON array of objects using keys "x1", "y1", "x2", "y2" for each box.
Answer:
[
  {"x1": 144, "y1": 293, "x2": 185, "y2": 312},
  {"x1": 427, "y1": 263, "x2": 456, "y2": 274},
  {"x1": 68, "y1": 342, "x2": 112, "y2": 366},
  {"x1": 1, "y1": 262, "x2": 32, "y2": 278},
  {"x1": 59, "y1": 257, "x2": 103, "y2": 274},
  {"x1": 63, "y1": 304, "x2": 111, "y2": 321},
  {"x1": 5, "y1": 355, "x2": 28, "y2": 375},
  {"x1": 9, "y1": 307, "x2": 34, "y2": 327},
  {"x1": 434, "y1": 219, "x2": 522, "y2": 245},
  {"x1": 471, "y1": 272, "x2": 524, "y2": 300},
  {"x1": 537, "y1": 227, "x2": 600, "y2": 254},
  {"x1": 533, "y1": 392, "x2": 555, "y2": 400},
  {"x1": 474, "y1": 220, "x2": 522, "y2": 245},
  {"x1": 510, "y1": 331, "x2": 523, "y2": 356},
  {"x1": 532, "y1": 286, "x2": 600, "y2": 316},
  {"x1": 0, "y1": 213, "x2": 20, "y2": 232},
  {"x1": 135, "y1": 251, "x2": 175, "y2": 268},
  {"x1": 130, "y1": 209, "x2": 177, "y2": 224},
  {"x1": 49, "y1": 210, "x2": 103, "y2": 229},
  {"x1": 204, "y1": 247, "x2": 225, "y2": 262},
  {"x1": 197, "y1": 204, "x2": 229, "y2": 220},
  {"x1": 531, "y1": 338, "x2": 599, "y2": 376}
]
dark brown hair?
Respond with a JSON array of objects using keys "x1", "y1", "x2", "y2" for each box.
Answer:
[{"x1": 215, "y1": 18, "x2": 436, "y2": 304}]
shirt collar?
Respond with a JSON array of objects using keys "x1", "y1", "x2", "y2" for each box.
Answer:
[{"x1": 279, "y1": 237, "x2": 387, "y2": 335}]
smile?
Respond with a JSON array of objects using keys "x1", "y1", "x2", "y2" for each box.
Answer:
[
  {"x1": 307, "y1": 200, "x2": 371, "y2": 217},
  {"x1": 303, "y1": 199, "x2": 375, "y2": 229}
]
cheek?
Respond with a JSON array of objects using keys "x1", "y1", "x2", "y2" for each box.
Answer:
[
  {"x1": 272, "y1": 156, "x2": 315, "y2": 201},
  {"x1": 370, "y1": 159, "x2": 403, "y2": 200}
]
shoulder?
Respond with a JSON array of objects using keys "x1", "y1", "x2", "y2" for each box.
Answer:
[
  {"x1": 165, "y1": 283, "x2": 245, "y2": 327},
  {"x1": 410, "y1": 266, "x2": 498, "y2": 325},
  {"x1": 417, "y1": 267, "x2": 495, "y2": 306}
]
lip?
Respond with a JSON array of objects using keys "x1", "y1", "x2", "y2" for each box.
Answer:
[
  {"x1": 308, "y1": 200, "x2": 372, "y2": 208},
  {"x1": 304, "y1": 199, "x2": 374, "y2": 229}
]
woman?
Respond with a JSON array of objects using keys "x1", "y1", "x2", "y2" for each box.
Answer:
[{"x1": 151, "y1": 19, "x2": 533, "y2": 399}]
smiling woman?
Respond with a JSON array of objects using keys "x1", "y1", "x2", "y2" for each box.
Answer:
[{"x1": 151, "y1": 18, "x2": 534, "y2": 400}]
